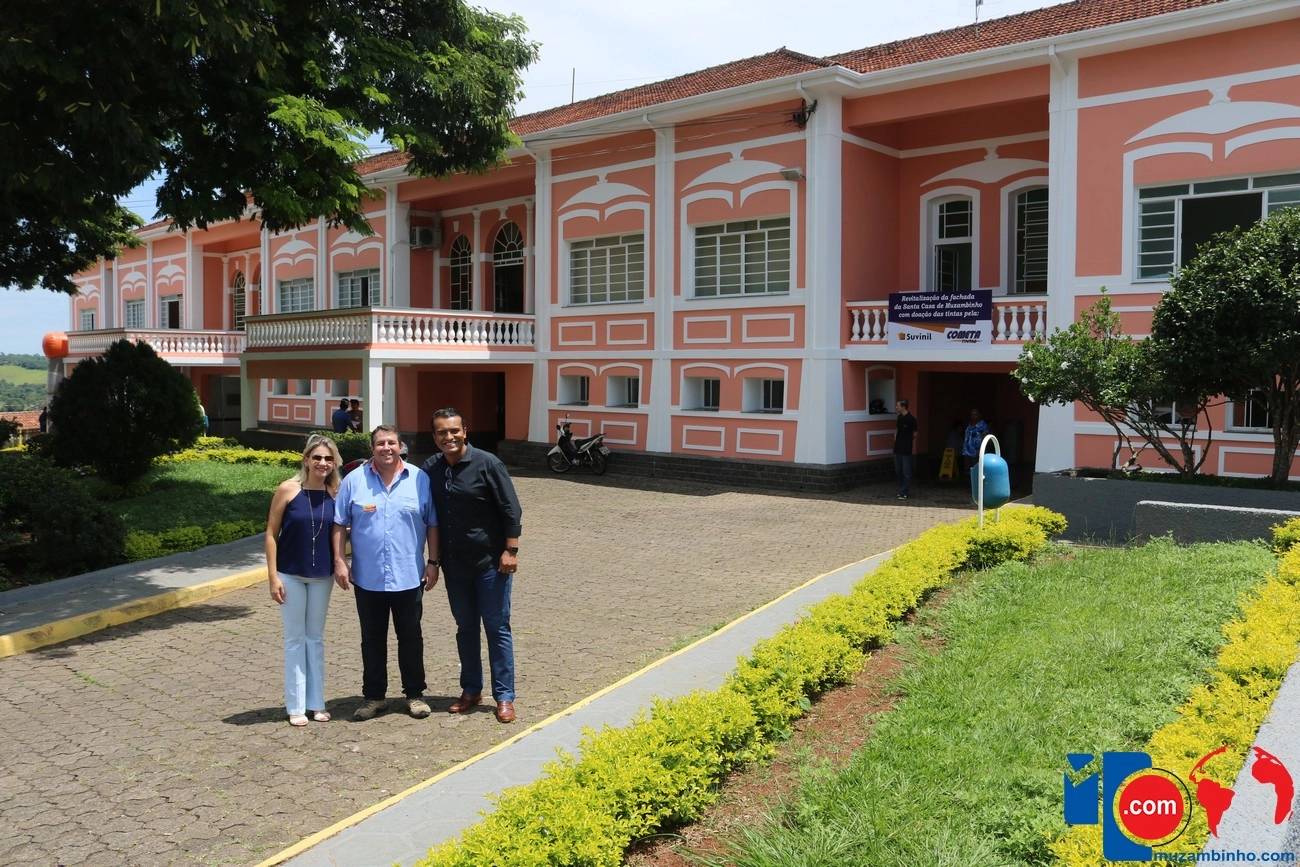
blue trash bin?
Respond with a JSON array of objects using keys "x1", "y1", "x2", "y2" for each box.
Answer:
[{"x1": 970, "y1": 453, "x2": 1011, "y2": 509}]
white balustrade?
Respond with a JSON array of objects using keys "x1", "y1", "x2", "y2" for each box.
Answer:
[
  {"x1": 846, "y1": 297, "x2": 1047, "y2": 344},
  {"x1": 68, "y1": 329, "x2": 246, "y2": 358},
  {"x1": 244, "y1": 308, "x2": 536, "y2": 350}
]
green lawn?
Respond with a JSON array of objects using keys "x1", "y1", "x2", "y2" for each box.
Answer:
[
  {"x1": 114, "y1": 460, "x2": 290, "y2": 533},
  {"x1": 0, "y1": 365, "x2": 46, "y2": 386},
  {"x1": 701, "y1": 539, "x2": 1272, "y2": 867}
]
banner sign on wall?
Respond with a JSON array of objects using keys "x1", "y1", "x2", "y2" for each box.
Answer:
[{"x1": 887, "y1": 290, "x2": 993, "y2": 349}]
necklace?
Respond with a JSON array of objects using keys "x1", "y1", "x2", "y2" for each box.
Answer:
[{"x1": 306, "y1": 488, "x2": 328, "y2": 568}]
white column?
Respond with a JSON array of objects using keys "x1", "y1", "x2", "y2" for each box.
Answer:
[
  {"x1": 523, "y1": 198, "x2": 536, "y2": 314},
  {"x1": 316, "y1": 219, "x2": 328, "y2": 310},
  {"x1": 239, "y1": 356, "x2": 258, "y2": 432},
  {"x1": 645, "y1": 125, "x2": 676, "y2": 453},
  {"x1": 1035, "y1": 47, "x2": 1081, "y2": 473},
  {"x1": 260, "y1": 227, "x2": 272, "y2": 315},
  {"x1": 528, "y1": 154, "x2": 554, "y2": 443},
  {"x1": 387, "y1": 185, "x2": 412, "y2": 308},
  {"x1": 794, "y1": 92, "x2": 846, "y2": 465},
  {"x1": 145, "y1": 240, "x2": 156, "y2": 327},
  {"x1": 471, "y1": 209, "x2": 484, "y2": 311},
  {"x1": 362, "y1": 356, "x2": 385, "y2": 434}
]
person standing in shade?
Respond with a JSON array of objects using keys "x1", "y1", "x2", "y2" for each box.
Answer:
[
  {"x1": 963, "y1": 407, "x2": 990, "y2": 475},
  {"x1": 421, "y1": 408, "x2": 523, "y2": 724},
  {"x1": 348, "y1": 399, "x2": 363, "y2": 433},
  {"x1": 331, "y1": 398, "x2": 352, "y2": 434},
  {"x1": 893, "y1": 399, "x2": 918, "y2": 500},
  {"x1": 332, "y1": 425, "x2": 440, "y2": 721},
  {"x1": 265, "y1": 434, "x2": 341, "y2": 726}
]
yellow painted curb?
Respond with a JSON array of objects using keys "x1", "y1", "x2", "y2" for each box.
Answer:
[
  {"x1": 256, "y1": 547, "x2": 900, "y2": 867},
  {"x1": 0, "y1": 567, "x2": 267, "y2": 659}
]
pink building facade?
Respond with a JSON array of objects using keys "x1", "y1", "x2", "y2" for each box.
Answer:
[{"x1": 63, "y1": 0, "x2": 1300, "y2": 483}]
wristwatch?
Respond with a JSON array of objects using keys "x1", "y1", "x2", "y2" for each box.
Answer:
[
  {"x1": 505, "y1": 546, "x2": 519, "y2": 555},
  {"x1": 426, "y1": 559, "x2": 440, "y2": 567}
]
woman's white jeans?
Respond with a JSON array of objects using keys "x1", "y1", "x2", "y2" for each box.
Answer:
[{"x1": 280, "y1": 573, "x2": 333, "y2": 715}]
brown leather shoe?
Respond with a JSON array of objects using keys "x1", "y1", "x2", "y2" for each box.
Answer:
[
  {"x1": 495, "y1": 701, "x2": 516, "y2": 724},
  {"x1": 448, "y1": 693, "x2": 482, "y2": 714}
]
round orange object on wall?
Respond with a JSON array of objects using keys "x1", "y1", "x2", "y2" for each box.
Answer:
[{"x1": 42, "y1": 331, "x2": 69, "y2": 358}]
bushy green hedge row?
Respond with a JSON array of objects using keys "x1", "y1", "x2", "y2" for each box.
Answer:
[
  {"x1": 157, "y1": 436, "x2": 300, "y2": 468},
  {"x1": 416, "y1": 506, "x2": 1066, "y2": 867},
  {"x1": 123, "y1": 520, "x2": 263, "y2": 562}
]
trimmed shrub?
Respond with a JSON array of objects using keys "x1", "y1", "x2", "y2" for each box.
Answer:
[
  {"x1": 1271, "y1": 516, "x2": 1300, "y2": 555},
  {"x1": 0, "y1": 453, "x2": 125, "y2": 581},
  {"x1": 312, "y1": 429, "x2": 371, "y2": 463}
]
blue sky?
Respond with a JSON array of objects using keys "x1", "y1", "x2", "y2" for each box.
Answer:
[{"x1": 2, "y1": 0, "x2": 1050, "y2": 354}]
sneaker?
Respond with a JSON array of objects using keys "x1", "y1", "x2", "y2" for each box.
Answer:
[
  {"x1": 407, "y1": 696, "x2": 432, "y2": 719},
  {"x1": 353, "y1": 699, "x2": 387, "y2": 721},
  {"x1": 897, "y1": 494, "x2": 908, "y2": 500}
]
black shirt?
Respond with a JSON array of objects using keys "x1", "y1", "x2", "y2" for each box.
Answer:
[
  {"x1": 894, "y1": 412, "x2": 918, "y2": 456},
  {"x1": 422, "y1": 444, "x2": 522, "y2": 576}
]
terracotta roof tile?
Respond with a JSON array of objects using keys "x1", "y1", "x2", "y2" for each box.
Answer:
[{"x1": 829, "y1": 0, "x2": 1233, "y2": 73}]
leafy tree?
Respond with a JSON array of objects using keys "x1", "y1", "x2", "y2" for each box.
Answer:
[
  {"x1": 1, "y1": 0, "x2": 539, "y2": 294},
  {"x1": 1012, "y1": 290, "x2": 1212, "y2": 477},
  {"x1": 1151, "y1": 208, "x2": 1300, "y2": 486},
  {"x1": 47, "y1": 340, "x2": 203, "y2": 485}
]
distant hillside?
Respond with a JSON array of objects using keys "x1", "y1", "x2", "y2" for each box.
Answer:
[
  {"x1": 0, "y1": 365, "x2": 45, "y2": 386},
  {"x1": 0, "y1": 357, "x2": 48, "y2": 410},
  {"x1": 0, "y1": 353, "x2": 45, "y2": 371}
]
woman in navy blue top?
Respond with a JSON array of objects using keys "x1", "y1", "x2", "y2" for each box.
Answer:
[{"x1": 265, "y1": 434, "x2": 342, "y2": 726}]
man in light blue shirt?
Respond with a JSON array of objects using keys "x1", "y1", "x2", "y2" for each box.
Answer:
[{"x1": 332, "y1": 425, "x2": 440, "y2": 721}]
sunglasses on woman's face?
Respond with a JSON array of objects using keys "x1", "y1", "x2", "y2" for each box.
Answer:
[{"x1": 309, "y1": 454, "x2": 335, "y2": 463}]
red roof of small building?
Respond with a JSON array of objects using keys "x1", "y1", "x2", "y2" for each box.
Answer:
[{"x1": 1, "y1": 410, "x2": 42, "y2": 432}]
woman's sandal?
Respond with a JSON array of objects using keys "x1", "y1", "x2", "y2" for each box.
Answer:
[
  {"x1": 311, "y1": 710, "x2": 331, "y2": 723},
  {"x1": 289, "y1": 714, "x2": 309, "y2": 727}
]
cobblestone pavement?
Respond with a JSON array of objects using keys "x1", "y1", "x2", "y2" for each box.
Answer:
[{"x1": 0, "y1": 470, "x2": 975, "y2": 867}]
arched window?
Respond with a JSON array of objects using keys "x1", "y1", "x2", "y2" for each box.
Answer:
[
  {"x1": 449, "y1": 235, "x2": 471, "y2": 310},
  {"x1": 492, "y1": 222, "x2": 525, "y2": 313},
  {"x1": 1013, "y1": 188, "x2": 1048, "y2": 293},
  {"x1": 232, "y1": 271, "x2": 247, "y2": 330}
]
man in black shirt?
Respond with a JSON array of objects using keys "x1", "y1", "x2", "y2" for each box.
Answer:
[
  {"x1": 421, "y1": 407, "x2": 523, "y2": 723},
  {"x1": 893, "y1": 399, "x2": 918, "y2": 500}
]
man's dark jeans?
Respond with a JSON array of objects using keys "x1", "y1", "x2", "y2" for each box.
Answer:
[{"x1": 354, "y1": 585, "x2": 426, "y2": 699}]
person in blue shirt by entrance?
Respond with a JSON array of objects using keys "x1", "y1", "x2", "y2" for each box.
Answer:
[
  {"x1": 331, "y1": 398, "x2": 352, "y2": 434},
  {"x1": 332, "y1": 425, "x2": 440, "y2": 721}
]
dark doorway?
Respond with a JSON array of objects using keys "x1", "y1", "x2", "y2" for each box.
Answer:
[{"x1": 922, "y1": 370, "x2": 1038, "y2": 493}]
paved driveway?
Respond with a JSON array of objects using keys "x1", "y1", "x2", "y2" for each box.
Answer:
[{"x1": 0, "y1": 470, "x2": 974, "y2": 866}]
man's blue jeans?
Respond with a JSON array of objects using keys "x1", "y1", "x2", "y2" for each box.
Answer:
[
  {"x1": 894, "y1": 454, "x2": 913, "y2": 496},
  {"x1": 444, "y1": 567, "x2": 515, "y2": 702}
]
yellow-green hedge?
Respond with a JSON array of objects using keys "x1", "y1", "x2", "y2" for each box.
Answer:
[
  {"x1": 1050, "y1": 543, "x2": 1300, "y2": 863},
  {"x1": 158, "y1": 436, "x2": 300, "y2": 468},
  {"x1": 123, "y1": 519, "x2": 262, "y2": 561},
  {"x1": 416, "y1": 506, "x2": 1062, "y2": 867}
]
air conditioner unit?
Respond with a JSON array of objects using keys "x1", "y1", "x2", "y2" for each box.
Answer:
[{"x1": 409, "y1": 225, "x2": 441, "y2": 249}]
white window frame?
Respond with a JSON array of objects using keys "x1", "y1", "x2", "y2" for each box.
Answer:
[
  {"x1": 1228, "y1": 389, "x2": 1272, "y2": 432},
  {"x1": 1011, "y1": 187, "x2": 1049, "y2": 294},
  {"x1": 158, "y1": 295, "x2": 182, "y2": 329},
  {"x1": 929, "y1": 195, "x2": 974, "y2": 293},
  {"x1": 1136, "y1": 172, "x2": 1300, "y2": 281},
  {"x1": 448, "y1": 234, "x2": 472, "y2": 311},
  {"x1": 123, "y1": 299, "x2": 146, "y2": 329},
  {"x1": 558, "y1": 374, "x2": 590, "y2": 406},
  {"x1": 606, "y1": 375, "x2": 639, "y2": 408},
  {"x1": 277, "y1": 277, "x2": 314, "y2": 313},
  {"x1": 693, "y1": 217, "x2": 790, "y2": 297},
  {"x1": 569, "y1": 233, "x2": 646, "y2": 305},
  {"x1": 743, "y1": 377, "x2": 785, "y2": 414},
  {"x1": 79, "y1": 309, "x2": 96, "y2": 331},
  {"x1": 295, "y1": 379, "x2": 312, "y2": 397},
  {"x1": 271, "y1": 379, "x2": 289, "y2": 395},
  {"x1": 337, "y1": 268, "x2": 379, "y2": 309},
  {"x1": 330, "y1": 379, "x2": 349, "y2": 398},
  {"x1": 683, "y1": 376, "x2": 721, "y2": 411}
]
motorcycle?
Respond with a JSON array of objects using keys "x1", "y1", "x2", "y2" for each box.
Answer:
[{"x1": 546, "y1": 417, "x2": 610, "y2": 475}]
